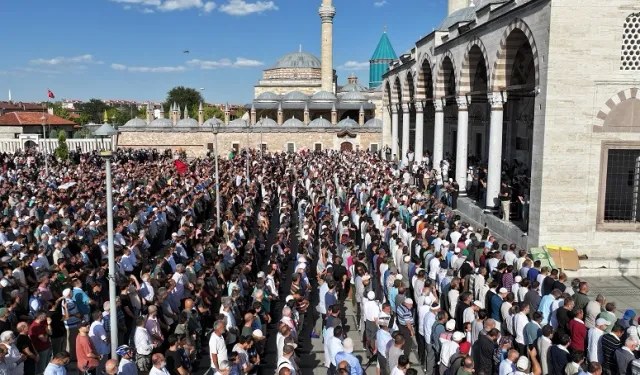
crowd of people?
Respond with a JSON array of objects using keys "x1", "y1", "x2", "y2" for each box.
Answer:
[{"x1": 0, "y1": 145, "x2": 634, "y2": 375}]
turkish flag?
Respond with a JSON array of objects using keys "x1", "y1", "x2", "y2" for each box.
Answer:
[
  {"x1": 174, "y1": 159, "x2": 189, "y2": 175},
  {"x1": 47, "y1": 89, "x2": 55, "y2": 99}
]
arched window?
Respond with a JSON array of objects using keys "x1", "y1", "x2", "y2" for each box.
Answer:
[{"x1": 621, "y1": 13, "x2": 640, "y2": 70}]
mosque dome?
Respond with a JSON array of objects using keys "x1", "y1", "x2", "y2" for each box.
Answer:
[
  {"x1": 437, "y1": 6, "x2": 476, "y2": 30},
  {"x1": 256, "y1": 92, "x2": 281, "y2": 102},
  {"x1": 203, "y1": 117, "x2": 223, "y2": 127},
  {"x1": 283, "y1": 117, "x2": 304, "y2": 127},
  {"x1": 272, "y1": 52, "x2": 321, "y2": 69},
  {"x1": 229, "y1": 119, "x2": 249, "y2": 127},
  {"x1": 122, "y1": 118, "x2": 147, "y2": 128},
  {"x1": 339, "y1": 83, "x2": 367, "y2": 93},
  {"x1": 283, "y1": 91, "x2": 309, "y2": 102},
  {"x1": 311, "y1": 91, "x2": 337, "y2": 102},
  {"x1": 340, "y1": 91, "x2": 367, "y2": 102},
  {"x1": 364, "y1": 118, "x2": 383, "y2": 127},
  {"x1": 149, "y1": 118, "x2": 173, "y2": 127},
  {"x1": 256, "y1": 117, "x2": 278, "y2": 127},
  {"x1": 176, "y1": 118, "x2": 199, "y2": 128},
  {"x1": 309, "y1": 117, "x2": 332, "y2": 127},
  {"x1": 338, "y1": 117, "x2": 358, "y2": 127}
]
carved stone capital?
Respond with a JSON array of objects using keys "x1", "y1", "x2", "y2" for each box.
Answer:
[
  {"x1": 391, "y1": 105, "x2": 399, "y2": 114},
  {"x1": 433, "y1": 99, "x2": 444, "y2": 112},
  {"x1": 415, "y1": 101, "x2": 424, "y2": 112},
  {"x1": 456, "y1": 96, "x2": 469, "y2": 110},
  {"x1": 488, "y1": 92, "x2": 506, "y2": 108},
  {"x1": 401, "y1": 103, "x2": 410, "y2": 112}
]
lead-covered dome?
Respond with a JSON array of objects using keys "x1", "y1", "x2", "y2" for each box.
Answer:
[
  {"x1": 149, "y1": 118, "x2": 173, "y2": 127},
  {"x1": 437, "y1": 6, "x2": 476, "y2": 30},
  {"x1": 203, "y1": 117, "x2": 223, "y2": 127},
  {"x1": 229, "y1": 119, "x2": 249, "y2": 127},
  {"x1": 338, "y1": 117, "x2": 358, "y2": 127},
  {"x1": 339, "y1": 83, "x2": 367, "y2": 93},
  {"x1": 272, "y1": 52, "x2": 321, "y2": 69},
  {"x1": 365, "y1": 118, "x2": 383, "y2": 127},
  {"x1": 283, "y1": 117, "x2": 304, "y2": 127},
  {"x1": 176, "y1": 118, "x2": 199, "y2": 128},
  {"x1": 341, "y1": 91, "x2": 367, "y2": 102},
  {"x1": 256, "y1": 92, "x2": 280, "y2": 102},
  {"x1": 256, "y1": 117, "x2": 278, "y2": 127},
  {"x1": 122, "y1": 118, "x2": 147, "y2": 128},
  {"x1": 311, "y1": 91, "x2": 337, "y2": 102},
  {"x1": 309, "y1": 117, "x2": 332, "y2": 127},
  {"x1": 283, "y1": 91, "x2": 308, "y2": 102}
]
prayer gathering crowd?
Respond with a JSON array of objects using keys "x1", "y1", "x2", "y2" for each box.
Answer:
[{"x1": 0, "y1": 147, "x2": 635, "y2": 375}]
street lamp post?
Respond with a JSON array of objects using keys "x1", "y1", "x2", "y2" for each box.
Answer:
[
  {"x1": 40, "y1": 115, "x2": 49, "y2": 176},
  {"x1": 211, "y1": 123, "x2": 221, "y2": 229},
  {"x1": 94, "y1": 120, "x2": 119, "y2": 360},
  {"x1": 245, "y1": 122, "x2": 250, "y2": 187}
]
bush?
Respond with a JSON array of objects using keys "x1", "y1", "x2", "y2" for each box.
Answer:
[{"x1": 55, "y1": 131, "x2": 69, "y2": 160}]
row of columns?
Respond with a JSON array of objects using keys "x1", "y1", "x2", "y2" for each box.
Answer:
[{"x1": 389, "y1": 92, "x2": 506, "y2": 209}]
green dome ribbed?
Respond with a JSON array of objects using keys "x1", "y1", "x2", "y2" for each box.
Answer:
[{"x1": 371, "y1": 32, "x2": 397, "y2": 61}]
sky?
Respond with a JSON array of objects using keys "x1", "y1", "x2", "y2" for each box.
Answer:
[{"x1": 0, "y1": 0, "x2": 446, "y2": 104}]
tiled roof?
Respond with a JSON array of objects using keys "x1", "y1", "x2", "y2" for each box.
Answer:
[
  {"x1": 0, "y1": 112, "x2": 76, "y2": 126},
  {"x1": 0, "y1": 101, "x2": 46, "y2": 111}
]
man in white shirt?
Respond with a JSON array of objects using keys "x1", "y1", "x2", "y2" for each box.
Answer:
[
  {"x1": 588, "y1": 318, "x2": 610, "y2": 363},
  {"x1": 439, "y1": 331, "x2": 464, "y2": 375},
  {"x1": 209, "y1": 320, "x2": 228, "y2": 374},
  {"x1": 513, "y1": 304, "x2": 530, "y2": 353},
  {"x1": 134, "y1": 316, "x2": 156, "y2": 373},
  {"x1": 327, "y1": 326, "x2": 344, "y2": 373},
  {"x1": 149, "y1": 353, "x2": 170, "y2": 375},
  {"x1": 499, "y1": 349, "x2": 520, "y2": 375}
]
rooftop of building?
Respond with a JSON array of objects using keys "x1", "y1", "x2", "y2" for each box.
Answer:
[{"x1": 0, "y1": 112, "x2": 76, "y2": 126}]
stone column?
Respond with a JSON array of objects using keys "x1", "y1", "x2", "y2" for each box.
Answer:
[
  {"x1": 433, "y1": 99, "x2": 444, "y2": 169},
  {"x1": 401, "y1": 103, "x2": 410, "y2": 165},
  {"x1": 414, "y1": 102, "x2": 424, "y2": 164},
  {"x1": 391, "y1": 105, "x2": 399, "y2": 158},
  {"x1": 486, "y1": 91, "x2": 506, "y2": 209},
  {"x1": 456, "y1": 96, "x2": 469, "y2": 195}
]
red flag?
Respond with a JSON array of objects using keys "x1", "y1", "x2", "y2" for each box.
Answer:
[
  {"x1": 174, "y1": 159, "x2": 188, "y2": 175},
  {"x1": 47, "y1": 89, "x2": 55, "y2": 99}
]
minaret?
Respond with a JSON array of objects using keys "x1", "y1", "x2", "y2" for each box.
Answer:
[
  {"x1": 172, "y1": 102, "x2": 178, "y2": 125},
  {"x1": 183, "y1": 105, "x2": 188, "y2": 119},
  {"x1": 319, "y1": 0, "x2": 336, "y2": 93},
  {"x1": 146, "y1": 102, "x2": 152, "y2": 125},
  {"x1": 358, "y1": 104, "x2": 365, "y2": 126},
  {"x1": 250, "y1": 103, "x2": 256, "y2": 125},
  {"x1": 224, "y1": 103, "x2": 230, "y2": 125},
  {"x1": 198, "y1": 102, "x2": 204, "y2": 125},
  {"x1": 159, "y1": 104, "x2": 165, "y2": 119},
  {"x1": 277, "y1": 102, "x2": 283, "y2": 125},
  {"x1": 331, "y1": 102, "x2": 337, "y2": 125},
  {"x1": 303, "y1": 102, "x2": 310, "y2": 125}
]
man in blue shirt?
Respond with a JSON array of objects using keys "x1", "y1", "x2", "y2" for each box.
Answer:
[
  {"x1": 44, "y1": 351, "x2": 70, "y2": 375},
  {"x1": 491, "y1": 288, "x2": 508, "y2": 328},
  {"x1": 335, "y1": 338, "x2": 363, "y2": 375},
  {"x1": 376, "y1": 317, "x2": 393, "y2": 375}
]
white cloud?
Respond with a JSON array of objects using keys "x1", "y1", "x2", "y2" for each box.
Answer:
[
  {"x1": 373, "y1": 0, "x2": 388, "y2": 7},
  {"x1": 219, "y1": 0, "x2": 277, "y2": 16},
  {"x1": 187, "y1": 57, "x2": 264, "y2": 69},
  {"x1": 17, "y1": 67, "x2": 63, "y2": 75},
  {"x1": 338, "y1": 61, "x2": 369, "y2": 71},
  {"x1": 30, "y1": 54, "x2": 103, "y2": 66},
  {"x1": 111, "y1": 0, "x2": 215, "y2": 13},
  {"x1": 111, "y1": 63, "x2": 186, "y2": 73}
]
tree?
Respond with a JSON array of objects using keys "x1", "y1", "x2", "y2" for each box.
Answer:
[
  {"x1": 74, "y1": 113, "x2": 92, "y2": 126},
  {"x1": 75, "y1": 99, "x2": 108, "y2": 124},
  {"x1": 55, "y1": 131, "x2": 69, "y2": 160},
  {"x1": 165, "y1": 86, "x2": 204, "y2": 118},
  {"x1": 233, "y1": 107, "x2": 246, "y2": 120},
  {"x1": 49, "y1": 103, "x2": 71, "y2": 120},
  {"x1": 203, "y1": 106, "x2": 225, "y2": 121}
]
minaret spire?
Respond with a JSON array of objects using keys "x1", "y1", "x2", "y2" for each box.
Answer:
[{"x1": 319, "y1": 0, "x2": 336, "y2": 93}]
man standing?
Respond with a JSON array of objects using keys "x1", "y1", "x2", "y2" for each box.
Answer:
[
  {"x1": 43, "y1": 351, "x2": 70, "y2": 375},
  {"x1": 588, "y1": 318, "x2": 610, "y2": 364},
  {"x1": 29, "y1": 310, "x2": 52, "y2": 374},
  {"x1": 396, "y1": 299, "x2": 415, "y2": 356},
  {"x1": 209, "y1": 320, "x2": 228, "y2": 375},
  {"x1": 134, "y1": 316, "x2": 156, "y2": 375},
  {"x1": 88, "y1": 311, "x2": 109, "y2": 374},
  {"x1": 335, "y1": 338, "x2": 363, "y2": 375}
]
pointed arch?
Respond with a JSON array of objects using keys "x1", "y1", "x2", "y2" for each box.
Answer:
[
  {"x1": 404, "y1": 71, "x2": 416, "y2": 103},
  {"x1": 492, "y1": 18, "x2": 540, "y2": 91},
  {"x1": 383, "y1": 79, "x2": 392, "y2": 107},
  {"x1": 594, "y1": 88, "x2": 640, "y2": 132},
  {"x1": 417, "y1": 55, "x2": 435, "y2": 101},
  {"x1": 435, "y1": 50, "x2": 458, "y2": 99},
  {"x1": 392, "y1": 75, "x2": 403, "y2": 105},
  {"x1": 460, "y1": 36, "x2": 491, "y2": 95}
]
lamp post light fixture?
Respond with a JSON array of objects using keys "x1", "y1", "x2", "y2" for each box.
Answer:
[
  {"x1": 93, "y1": 120, "x2": 119, "y2": 360},
  {"x1": 211, "y1": 123, "x2": 221, "y2": 230}
]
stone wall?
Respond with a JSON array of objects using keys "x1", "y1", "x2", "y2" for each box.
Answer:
[
  {"x1": 538, "y1": 0, "x2": 640, "y2": 258},
  {"x1": 262, "y1": 68, "x2": 321, "y2": 81},
  {"x1": 254, "y1": 84, "x2": 322, "y2": 97},
  {"x1": 118, "y1": 130, "x2": 382, "y2": 158}
]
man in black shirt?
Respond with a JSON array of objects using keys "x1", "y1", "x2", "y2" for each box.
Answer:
[
  {"x1": 542, "y1": 269, "x2": 558, "y2": 296},
  {"x1": 332, "y1": 256, "x2": 348, "y2": 301},
  {"x1": 499, "y1": 182, "x2": 511, "y2": 221},
  {"x1": 165, "y1": 334, "x2": 187, "y2": 375}
]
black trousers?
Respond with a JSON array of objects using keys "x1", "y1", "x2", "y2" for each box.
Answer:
[
  {"x1": 417, "y1": 332, "x2": 425, "y2": 365},
  {"x1": 398, "y1": 324, "x2": 413, "y2": 357}
]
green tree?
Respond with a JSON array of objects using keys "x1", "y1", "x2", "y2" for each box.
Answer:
[
  {"x1": 55, "y1": 131, "x2": 69, "y2": 160},
  {"x1": 48, "y1": 103, "x2": 71, "y2": 120},
  {"x1": 165, "y1": 86, "x2": 204, "y2": 118},
  {"x1": 74, "y1": 113, "x2": 92, "y2": 126},
  {"x1": 232, "y1": 107, "x2": 246, "y2": 120},
  {"x1": 203, "y1": 106, "x2": 224, "y2": 121},
  {"x1": 75, "y1": 99, "x2": 108, "y2": 124},
  {"x1": 48, "y1": 129, "x2": 58, "y2": 139}
]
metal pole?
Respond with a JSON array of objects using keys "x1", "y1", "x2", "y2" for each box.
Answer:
[
  {"x1": 105, "y1": 156, "x2": 118, "y2": 359},
  {"x1": 214, "y1": 132, "x2": 221, "y2": 229},
  {"x1": 42, "y1": 124, "x2": 49, "y2": 176},
  {"x1": 246, "y1": 125, "x2": 249, "y2": 187}
]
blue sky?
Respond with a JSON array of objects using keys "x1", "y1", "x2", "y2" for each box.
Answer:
[{"x1": 0, "y1": 0, "x2": 446, "y2": 104}]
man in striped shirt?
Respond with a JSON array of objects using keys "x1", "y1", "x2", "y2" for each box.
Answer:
[{"x1": 396, "y1": 298, "x2": 415, "y2": 357}]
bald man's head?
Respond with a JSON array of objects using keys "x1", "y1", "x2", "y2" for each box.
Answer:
[{"x1": 105, "y1": 359, "x2": 118, "y2": 375}]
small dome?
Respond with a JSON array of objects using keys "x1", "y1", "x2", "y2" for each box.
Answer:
[
  {"x1": 203, "y1": 117, "x2": 223, "y2": 127},
  {"x1": 149, "y1": 118, "x2": 173, "y2": 127},
  {"x1": 256, "y1": 117, "x2": 278, "y2": 127},
  {"x1": 256, "y1": 92, "x2": 280, "y2": 102},
  {"x1": 309, "y1": 117, "x2": 332, "y2": 127},
  {"x1": 283, "y1": 117, "x2": 304, "y2": 127},
  {"x1": 176, "y1": 118, "x2": 199, "y2": 128},
  {"x1": 339, "y1": 83, "x2": 367, "y2": 93},
  {"x1": 123, "y1": 118, "x2": 147, "y2": 128},
  {"x1": 365, "y1": 118, "x2": 383, "y2": 127},
  {"x1": 272, "y1": 52, "x2": 321, "y2": 69},
  {"x1": 229, "y1": 119, "x2": 249, "y2": 127},
  {"x1": 283, "y1": 91, "x2": 308, "y2": 102},
  {"x1": 311, "y1": 91, "x2": 337, "y2": 102},
  {"x1": 338, "y1": 117, "x2": 358, "y2": 127},
  {"x1": 437, "y1": 6, "x2": 476, "y2": 30},
  {"x1": 341, "y1": 91, "x2": 367, "y2": 102}
]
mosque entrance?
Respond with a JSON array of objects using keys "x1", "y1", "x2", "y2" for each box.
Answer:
[
  {"x1": 24, "y1": 140, "x2": 37, "y2": 149},
  {"x1": 340, "y1": 142, "x2": 353, "y2": 152}
]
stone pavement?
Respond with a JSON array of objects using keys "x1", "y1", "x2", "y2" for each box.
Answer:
[{"x1": 582, "y1": 276, "x2": 640, "y2": 315}]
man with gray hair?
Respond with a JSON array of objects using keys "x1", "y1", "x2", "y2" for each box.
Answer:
[
  {"x1": 1, "y1": 330, "x2": 23, "y2": 375},
  {"x1": 209, "y1": 320, "x2": 228, "y2": 374},
  {"x1": 220, "y1": 297, "x2": 237, "y2": 346},
  {"x1": 615, "y1": 337, "x2": 637, "y2": 375}
]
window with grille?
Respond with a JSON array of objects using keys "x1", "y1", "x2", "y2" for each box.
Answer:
[
  {"x1": 621, "y1": 13, "x2": 640, "y2": 70},
  {"x1": 287, "y1": 142, "x2": 295, "y2": 153},
  {"x1": 603, "y1": 149, "x2": 640, "y2": 223},
  {"x1": 261, "y1": 143, "x2": 267, "y2": 152},
  {"x1": 314, "y1": 143, "x2": 322, "y2": 151},
  {"x1": 370, "y1": 143, "x2": 379, "y2": 153},
  {"x1": 207, "y1": 143, "x2": 214, "y2": 151},
  {"x1": 232, "y1": 143, "x2": 239, "y2": 153}
]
